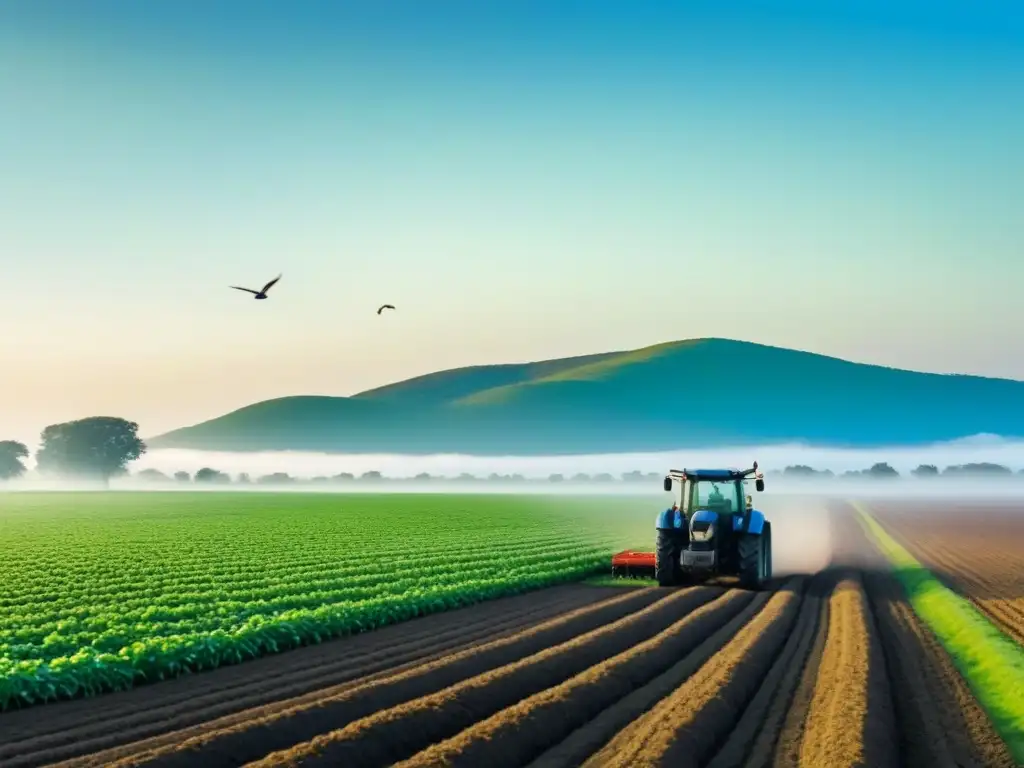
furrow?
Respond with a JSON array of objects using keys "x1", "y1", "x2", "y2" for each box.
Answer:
[
  {"x1": 705, "y1": 575, "x2": 826, "y2": 768},
  {"x1": 581, "y1": 579, "x2": 805, "y2": 768},
  {"x1": 394, "y1": 586, "x2": 763, "y2": 767},
  {"x1": 796, "y1": 573, "x2": 898, "y2": 768},
  {"x1": 248, "y1": 587, "x2": 727, "y2": 767}
]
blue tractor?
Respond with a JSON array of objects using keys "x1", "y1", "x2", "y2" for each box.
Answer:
[{"x1": 655, "y1": 463, "x2": 772, "y2": 590}]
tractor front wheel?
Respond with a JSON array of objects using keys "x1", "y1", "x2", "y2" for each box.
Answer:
[{"x1": 655, "y1": 528, "x2": 685, "y2": 587}]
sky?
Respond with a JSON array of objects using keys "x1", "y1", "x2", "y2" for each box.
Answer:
[{"x1": 2, "y1": 0, "x2": 1023, "y2": 446}]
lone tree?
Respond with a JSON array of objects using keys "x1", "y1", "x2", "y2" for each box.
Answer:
[
  {"x1": 35, "y1": 417, "x2": 145, "y2": 487},
  {"x1": 911, "y1": 464, "x2": 939, "y2": 478},
  {"x1": 0, "y1": 440, "x2": 30, "y2": 481},
  {"x1": 174, "y1": 471, "x2": 191, "y2": 482}
]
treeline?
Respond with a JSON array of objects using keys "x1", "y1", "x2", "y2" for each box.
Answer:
[
  {"x1": 130, "y1": 462, "x2": 1024, "y2": 486},
  {"x1": 129, "y1": 469, "x2": 666, "y2": 485},
  {"x1": 3, "y1": 417, "x2": 1023, "y2": 486},
  {"x1": 776, "y1": 462, "x2": 1024, "y2": 479}
]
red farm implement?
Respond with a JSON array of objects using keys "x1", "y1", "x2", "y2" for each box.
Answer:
[{"x1": 610, "y1": 549, "x2": 656, "y2": 579}]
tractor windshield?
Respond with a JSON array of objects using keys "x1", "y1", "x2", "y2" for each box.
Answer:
[{"x1": 691, "y1": 480, "x2": 739, "y2": 513}]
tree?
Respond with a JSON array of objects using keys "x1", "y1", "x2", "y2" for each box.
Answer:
[
  {"x1": 783, "y1": 465, "x2": 817, "y2": 477},
  {"x1": 783, "y1": 465, "x2": 834, "y2": 479},
  {"x1": 194, "y1": 467, "x2": 230, "y2": 484},
  {"x1": 571, "y1": 473, "x2": 590, "y2": 483},
  {"x1": 136, "y1": 468, "x2": 168, "y2": 483},
  {"x1": 332, "y1": 472, "x2": 355, "y2": 482},
  {"x1": 548, "y1": 473, "x2": 565, "y2": 483},
  {"x1": 943, "y1": 462, "x2": 1012, "y2": 477},
  {"x1": 258, "y1": 472, "x2": 293, "y2": 484},
  {"x1": 621, "y1": 470, "x2": 645, "y2": 483},
  {"x1": 911, "y1": 464, "x2": 939, "y2": 478},
  {"x1": 593, "y1": 472, "x2": 615, "y2": 483},
  {"x1": 866, "y1": 462, "x2": 899, "y2": 479},
  {"x1": 174, "y1": 471, "x2": 191, "y2": 482},
  {"x1": 0, "y1": 440, "x2": 30, "y2": 481},
  {"x1": 236, "y1": 472, "x2": 251, "y2": 484},
  {"x1": 35, "y1": 417, "x2": 145, "y2": 487},
  {"x1": 360, "y1": 470, "x2": 383, "y2": 482},
  {"x1": 414, "y1": 472, "x2": 432, "y2": 482}
]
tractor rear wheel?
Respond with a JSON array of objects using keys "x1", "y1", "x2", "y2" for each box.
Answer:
[
  {"x1": 738, "y1": 532, "x2": 767, "y2": 590},
  {"x1": 655, "y1": 529, "x2": 684, "y2": 587}
]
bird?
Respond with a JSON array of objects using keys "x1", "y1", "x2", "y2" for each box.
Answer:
[
  {"x1": 230, "y1": 274, "x2": 281, "y2": 300},
  {"x1": 377, "y1": 304, "x2": 395, "y2": 314}
]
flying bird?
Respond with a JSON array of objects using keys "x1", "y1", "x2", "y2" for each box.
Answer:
[
  {"x1": 230, "y1": 274, "x2": 281, "y2": 300},
  {"x1": 377, "y1": 304, "x2": 395, "y2": 314}
]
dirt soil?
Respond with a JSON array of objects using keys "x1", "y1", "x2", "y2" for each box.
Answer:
[
  {"x1": 866, "y1": 500, "x2": 1024, "y2": 644},
  {"x1": 0, "y1": 499, "x2": 1017, "y2": 768}
]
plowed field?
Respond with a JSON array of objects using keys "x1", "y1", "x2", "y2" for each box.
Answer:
[
  {"x1": 0, "y1": 501, "x2": 1017, "y2": 767},
  {"x1": 867, "y1": 500, "x2": 1024, "y2": 645}
]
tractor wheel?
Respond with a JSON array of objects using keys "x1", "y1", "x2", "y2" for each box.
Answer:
[
  {"x1": 738, "y1": 532, "x2": 767, "y2": 590},
  {"x1": 655, "y1": 529, "x2": 683, "y2": 587},
  {"x1": 763, "y1": 522, "x2": 773, "y2": 585}
]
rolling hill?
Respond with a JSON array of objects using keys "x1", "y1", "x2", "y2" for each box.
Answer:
[{"x1": 147, "y1": 338, "x2": 1024, "y2": 455}]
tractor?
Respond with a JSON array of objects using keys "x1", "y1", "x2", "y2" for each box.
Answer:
[{"x1": 611, "y1": 463, "x2": 772, "y2": 590}]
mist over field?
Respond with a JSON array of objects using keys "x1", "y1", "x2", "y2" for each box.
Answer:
[
  {"x1": 6, "y1": 435, "x2": 1024, "y2": 499},
  {"x1": 127, "y1": 435, "x2": 1024, "y2": 479}
]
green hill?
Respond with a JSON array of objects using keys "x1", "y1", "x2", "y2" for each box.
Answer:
[{"x1": 147, "y1": 338, "x2": 1024, "y2": 454}]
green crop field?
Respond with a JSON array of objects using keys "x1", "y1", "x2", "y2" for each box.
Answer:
[{"x1": 0, "y1": 491, "x2": 653, "y2": 710}]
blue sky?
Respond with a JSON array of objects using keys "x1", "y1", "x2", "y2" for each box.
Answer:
[{"x1": 1, "y1": 1, "x2": 1022, "y2": 443}]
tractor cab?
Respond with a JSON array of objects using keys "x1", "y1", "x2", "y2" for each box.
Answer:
[{"x1": 663, "y1": 469, "x2": 763, "y2": 540}]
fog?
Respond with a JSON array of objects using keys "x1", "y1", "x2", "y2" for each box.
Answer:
[
  {"x1": 5, "y1": 435, "x2": 1024, "y2": 500},
  {"x1": 126, "y1": 435, "x2": 1024, "y2": 480}
]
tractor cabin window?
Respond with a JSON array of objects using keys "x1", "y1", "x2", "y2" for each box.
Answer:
[{"x1": 693, "y1": 481, "x2": 738, "y2": 513}]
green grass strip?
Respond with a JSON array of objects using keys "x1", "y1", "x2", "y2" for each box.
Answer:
[
  {"x1": 852, "y1": 501, "x2": 1024, "y2": 763},
  {"x1": 584, "y1": 575, "x2": 658, "y2": 588}
]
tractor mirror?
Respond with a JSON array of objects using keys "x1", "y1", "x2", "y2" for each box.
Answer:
[
  {"x1": 663, "y1": 477, "x2": 673, "y2": 492},
  {"x1": 755, "y1": 478, "x2": 765, "y2": 492}
]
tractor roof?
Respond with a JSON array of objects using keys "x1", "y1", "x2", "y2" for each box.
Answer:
[{"x1": 668, "y1": 468, "x2": 752, "y2": 480}]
